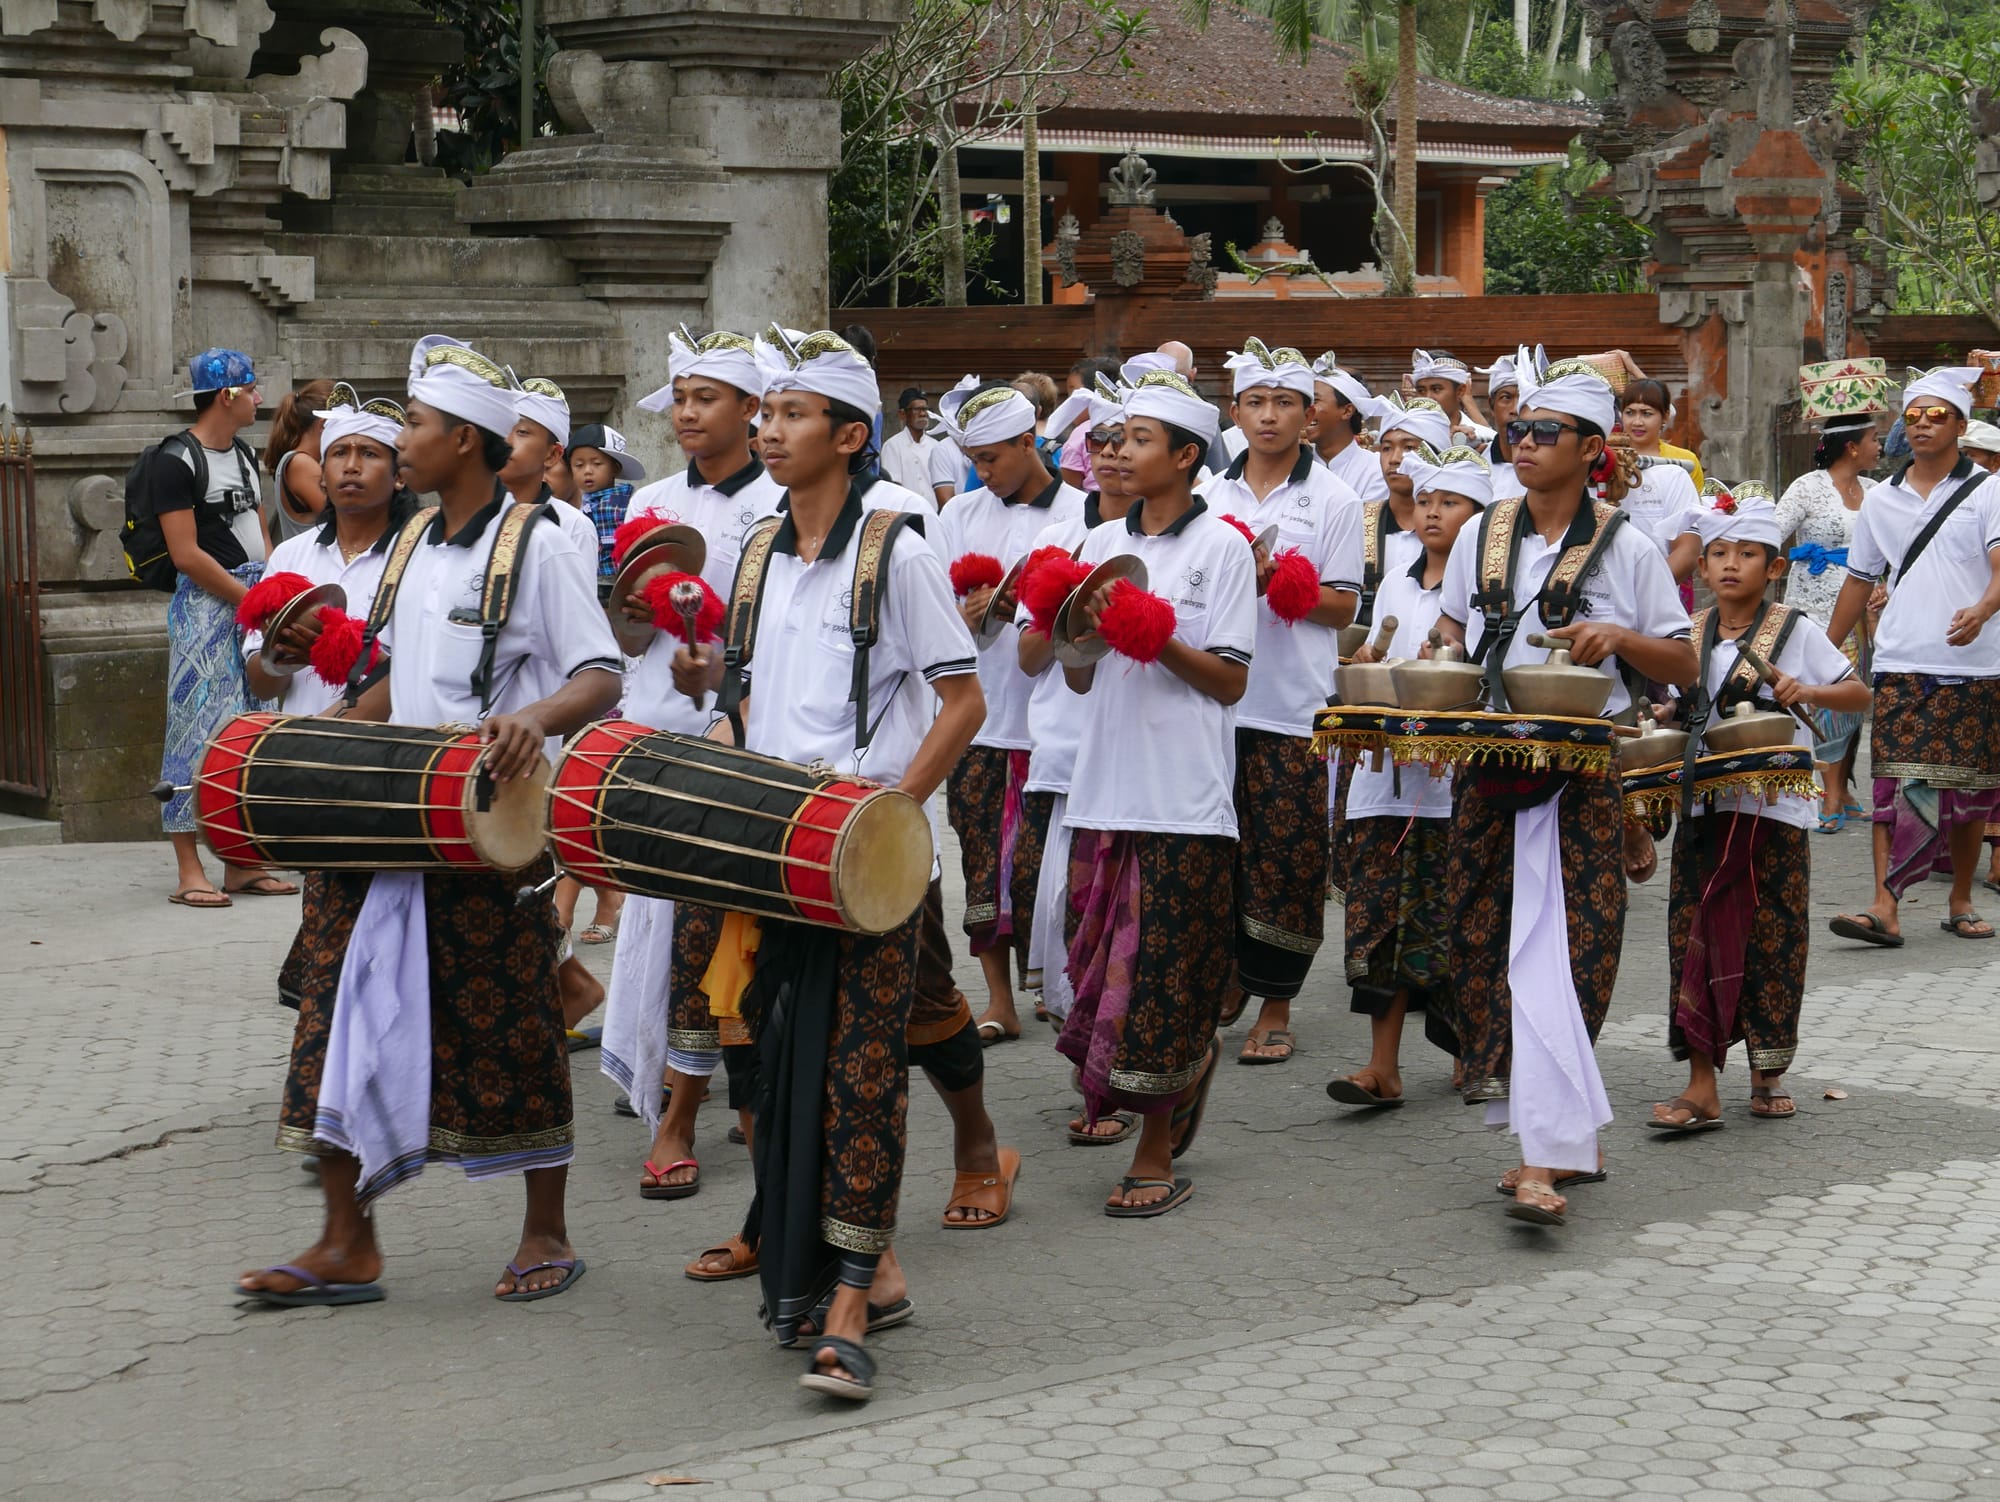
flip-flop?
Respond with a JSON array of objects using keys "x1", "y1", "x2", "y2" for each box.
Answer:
[
  {"x1": 1238, "y1": 1028, "x2": 1295, "y2": 1066},
  {"x1": 1494, "y1": 1168, "x2": 1607, "y2": 1197},
  {"x1": 1170, "y1": 1036, "x2": 1223, "y2": 1161},
  {"x1": 235, "y1": 1263, "x2": 384, "y2": 1308},
  {"x1": 496, "y1": 1257, "x2": 585, "y2": 1302},
  {"x1": 1828, "y1": 912, "x2": 1904, "y2": 948},
  {"x1": 1646, "y1": 1097, "x2": 1725, "y2": 1133},
  {"x1": 975, "y1": 1019, "x2": 1020, "y2": 1047},
  {"x1": 798, "y1": 1293, "x2": 915, "y2": 1340},
  {"x1": 1816, "y1": 812, "x2": 1845, "y2": 834},
  {"x1": 683, "y1": 1235, "x2": 759, "y2": 1282},
  {"x1": 799, "y1": 1335, "x2": 875, "y2": 1401},
  {"x1": 1104, "y1": 1175, "x2": 1194, "y2": 1219},
  {"x1": 224, "y1": 875, "x2": 299, "y2": 897},
  {"x1": 941, "y1": 1145, "x2": 1021, "y2": 1230},
  {"x1": 1984, "y1": 878, "x2": 2000, "y2": 897},
  {"x1": 169, "y1": 886, "x2": 232, "y2": 909},
  {"x1": 1941, "y1": 911, "x2": 1995, "y2": 939},
  {"x1": 1326, "y1": 1075, "x2": 1405, "y2": 1109},
  {"x1": 1067, "y1": 1111, "x2": 1137, "y2": 1146},
  {"x1": 566, "y1": 1025, "x2": 603, "y2": 1053},
  {"x1": 640, "y1": 1157, "x2": 699, "y2": 1200},
  {"x1": 1749, "y1": 1084, "x2": 1798, "y2": 1120},
  {"x1": 1505, "y1": 1192, "x2": 1566, "y2": 1227},
  {"x1": 727, "y1": 1124, "x2": 747, "y2": 1145}
]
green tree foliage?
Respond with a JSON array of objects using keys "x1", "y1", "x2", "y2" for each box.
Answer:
[
  {"x1": 1837, "y1": 0, "x2": 2000, "y2": 329},
  {"x1": 1483, "y1": 147, "x2": 1652, "y2": 295},
  {"x1": 430, "y1": 0, "x2": 555, "y2": 175}
]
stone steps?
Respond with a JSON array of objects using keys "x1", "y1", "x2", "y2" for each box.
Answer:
[{"x1": 269, "y1": 232, "x2": 580, "y2": 290}]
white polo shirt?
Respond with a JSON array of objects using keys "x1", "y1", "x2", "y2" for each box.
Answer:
[
  {"x1": 1847, "y1": 458, "x2": 2000, "y2": 677},
  {"x1": 621, "y1": 456, "x2": 782, "y2": 733},
  {"x1": 1345, "y1": 561, "x2": 1456, "y2": 821},
  {"x1": 1440, "y1": 499, "x2": 1691, "y2": 720},
  {"x1": 1022, "y1": 497, "x2": 1110, "y2": 795},
  {"x1": 1619, "y1": 462, "x2": 1702, "y2": 557},
  {"x1": 927, "y1": 437, "x2": 968, "y2": 502},
  {"x1": 1205, "y1": 449, "x2": 1363, "y2": 737},
  {"x1": 863, "y1": 475, "x2": 940, "y2": 521},
  {"x1": 546, "y1": 494, "x2": 600, "y2": 561},
  {"x1": 740, "y1": 485, "x2": 977, "y2": 786},
  {"x1": 879, "y1": 427, "x2": 933, "y2": 497},
  {"x1": 1065, "y1": 499, "x2": 1258, "y2": 837},
  {"x1": 378, "y1": 484, "x2": 622, "y2": 731},
  {"x1": 1323, "y1": 440, "x2": 1389, "y2": 505},
  {"x1": 242, "y1": 516, "x2": 400, "y2": 718},
  {"x1": 933, "y1": 475, "x2": 1086, "y2": 750},
  {"x1": 1690, "y1": 621, "x2": 1854, "y2": 829}
]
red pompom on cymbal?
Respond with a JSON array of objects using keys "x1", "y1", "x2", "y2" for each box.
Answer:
[
  {"x1": 1265, "y1": 548, "x2": 1321, "y2": 624},
  {"x1": 1097, "y1": 579, "x2": 1178, "y2": 664},
  {"x1": 612, "y1": 515, "x2": 671, "y2": 569},
  {"x1": 235, "y1": 571, "x2": 315, "y2": 632},
  {"x1": 642, "y1": 570, "x2": 724, "y2": 643},
  {"x1": 1016, "y1": 546, "x2": 1091, "y2": 637},
  {"x1": 1219, "y1": 513, "x2": 1258, "y2": 546},
  {"x1": 949, "y1": 551, "x2": 1006, "y2": 598},
  {"x1": 307, "y1": 608, "x2": 382, "y2": 688}
]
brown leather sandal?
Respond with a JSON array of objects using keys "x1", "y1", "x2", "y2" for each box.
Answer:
[
  {"x1": 941, "y1": 1146, "x2": 1021, "y2": 1230},
  {"x1": 683, "y1": 1234, "x2": 759, "y2": 1282}
]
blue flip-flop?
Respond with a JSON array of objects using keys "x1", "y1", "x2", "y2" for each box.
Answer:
[
  {"x1": 497, "y1": 1256, "x2": 586, "y2": 1302},
  {"x1": 236, "y1": 1263, "x2": 385, "y2": 1308}
]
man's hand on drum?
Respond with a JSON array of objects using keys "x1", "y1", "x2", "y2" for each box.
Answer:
[
  {"x1": 671, "y1": 643, "x2": 723, "y2": 702},
  {"x1": 480, "y1": 713, "x2": 547, "y2": 782}
]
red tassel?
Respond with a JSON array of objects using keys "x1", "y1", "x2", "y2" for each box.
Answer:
[
  {"x1": 307, "y1": 608, "x2": 381, "y2": 688},
  {"x1": 612, "y1": 515, "x2": 670, "y2": 569},
  {"x1": 1265, "y1": 548, "x2": 1321, "y2": 624},
  {"x1": 1097, "y1": 579, "x2": 1178, "y2": 664},
  {"x1": 949, "y1": 551, "x2": 1006, "y2": 598},
  {"x1": 641, "y1": 571, "x2": 725, "y2": 643},
  {"x1": 235, "y1": 571, "x2": 314, "y2": 632},
  {"x1": 1017, "y1": 548, "x2": 1092, "y2": 637},
  {"x1": 1219, "y1": 513, "x2": 1257, "y2": 546}
]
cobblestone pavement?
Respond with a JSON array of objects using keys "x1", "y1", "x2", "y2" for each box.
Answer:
[{"x1": 6, "y1": 814, "x2": 2000, "y2": 1501}]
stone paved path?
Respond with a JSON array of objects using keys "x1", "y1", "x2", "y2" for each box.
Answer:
[{"x1": 5, "y1": 815, "x2": 1999, "y2": 1501}]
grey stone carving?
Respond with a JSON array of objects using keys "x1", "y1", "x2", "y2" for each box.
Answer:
[
  {"x1": 1109, "y1": 229, "x2": 1145, "y2": 288},
  {"x1": 1055, "y1": 211, "x2": 1080, "y2": 285},
  {"x1": 1107, "y1": 151, "x2": 1156, "y2": 207}
]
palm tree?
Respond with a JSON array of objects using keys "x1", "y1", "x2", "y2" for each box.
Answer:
[{"x1": 1391, "y1": 0, "x2": 1417, "y2": 296}]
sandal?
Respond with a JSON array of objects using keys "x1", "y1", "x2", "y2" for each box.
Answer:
[
  {"x1": 941, "y1": 1146, "x2": 1021, "y2": 1230},
  {"x1": 1067, "y1": 1111, "x2": 1137, "y2": 1146},
  {"x1": 797, "y1": 1293, "x2": 914, "y2": 1341},
  {"x1": 1104, "y1": 1175, "x2": 1194, "y2": 1219},
  {"x1": 975, "y1": 1019, "x2": 1020, "y2": 1046},
  {"x1": 1238, "y1": 1028, "x2": 1295, "y2": 1066},
  {"x1": 225, "y1": 874, "x2": 298, "y2": 897},
  {"x1": 683, "y1": 1235, "x2": 759, "y2": 1282},
  {"x1": 235, "y1": 1263, "x2": 385, "y2": 1308},
  {"x1": 577, "y1": 922, "x2": 618, "y2": 945},
  {"x1": 1828, "y1": 911, "x2": 1904, "y2": 948},
  {"x1": 1941, "y1": 910, "x2": 1995, "y2": 940},
  {"x1": 169, "y1": 885, "x2": 232, "y2": 909},
  {"x1": 496, "y1": 1257, "x2": 585, "y2": 1302},
  {"x1": 799, "y1": 1335, "x2": 875, "y2": 1401},
  {"x1": 1816, "y1": 812, "x2": 1845, "y2": 834},
  {"x1": 640, "y1": 1158, "x2": 699, "y2": 1200},
  {"x1": 1504, "y1": 1183, "x2": 1566, "y2": 1226},
  {"x1": 1646, "y1": 1097, "x2": 1725, "y2": 1133},
  {"x1": 1325, "y1": 1069, "x2": 1403, "y2": 1108},
  {"x1": 1750, "y1": 1084, "x2": 1797, "y2": 1119},
  {"x1": 1169, "y1": 1036, "x2": 1223, "y2": 1160},
  {"x1": 1494, "y1": 1167, "x2": 1606, "y2": 1197}
]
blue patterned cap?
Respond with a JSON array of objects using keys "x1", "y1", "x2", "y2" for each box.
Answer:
[{"x1": 184, "y1": 348, "x2": 257, "y2": 394}]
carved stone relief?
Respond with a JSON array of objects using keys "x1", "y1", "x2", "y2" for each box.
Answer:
[{"x1": 1108, "y1": 230, "x2": 1145, "y2": 288}]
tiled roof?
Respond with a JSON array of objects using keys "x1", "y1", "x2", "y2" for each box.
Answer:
[{"x1": 1019, "y1": 4, "x2": 1598, "y2": 142}]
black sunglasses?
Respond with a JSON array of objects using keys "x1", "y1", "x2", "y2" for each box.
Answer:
[
  {"x1": 1505, "y1": 417, "x2": 1583, "y2": 446},
  {"x1": 1086, "y1": 426, "x2": 1121, "y2": 445}
]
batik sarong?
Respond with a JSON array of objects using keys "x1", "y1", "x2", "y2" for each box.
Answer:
[
  {"x1": 277, "y1": 860, "x2": 573, "y2": 1175},
  {"x1": 740, "y1": 912, "x2": 917, "y2": 1347},
  {"x1": 1344, "y1": 815, "x2": 1459, "y2": 1059},
  {"x1": 1872, "y1": 778, "x2": 2000, "y2": 898},
  {"x1": 665, "y1": 901, "x2": 729, "y2": 1072},
  {"x1": 1871, "y1": 673, "x2": 2000, "y2": 789},
  {"x1": 947, "y1": 746, "x2": 1047, "y2": 958},
  {"x1": 1667, "y1": 814, "x2": 1808, "y2": 1073},
  {"x1": 1057, "y1": 829, "x2": 1233, "y2": 1120},
  {"x1": 1327, "y1": 753, "x2": 1359, "y2": 903},
  {"x1": 1233, "y1": 728, "x2": 1329, "y2": 1001},
  {"x1": 160, "y1": 564, "x2": 266, "y2": 834}
]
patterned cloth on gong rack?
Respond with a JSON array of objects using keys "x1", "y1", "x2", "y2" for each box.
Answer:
[
  {"x1": 1620, "y1": 746, "x2": 1821, "y2": 822},
  {"x1": 1313, "y1": 707, "x2": 1617, "y2": 778}
]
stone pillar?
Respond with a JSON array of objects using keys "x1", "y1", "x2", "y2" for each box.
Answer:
[
  {"x1": 459, "y1": 0, "x2": 903, "y2": 433},
  {"x1": 1434, "y1": 171, "x2": 1486, "y2": 296}
]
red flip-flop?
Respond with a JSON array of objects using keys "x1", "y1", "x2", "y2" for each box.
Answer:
[{"x1": 640, "y1": 1158, "x2": 699, "y2": 1200}]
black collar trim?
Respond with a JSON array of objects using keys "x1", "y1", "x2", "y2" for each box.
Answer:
[
  {"x1": 694, "y1": 454, "x2": 765, "y2": 496},
  {"x1": 1007, "y1": 474, "x2": 1063, "y2": 510},
  {"x1": 1126, "y1": 495, "x2": 1208, "y2": 538},
  {"x1": 1221, "y1": 445, "x2": 1314, "y2": 487},
  {"x1": 773, "y1": 482, "x2": 868, "y2": 558},
  {"x1": 1084, "y1": 492, "x2": 1103, "y2": 529},
  {"x1": 1889, "y1": 453, "x2": 1977, "y2": 490},
  {"x1": 429, "y1": 479, "x2": 514, "y2": 548}
]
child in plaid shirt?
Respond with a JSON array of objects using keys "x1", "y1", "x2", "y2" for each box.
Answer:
[{"x1": 569, "y1": 423, "x2": 647, "y2": 597}]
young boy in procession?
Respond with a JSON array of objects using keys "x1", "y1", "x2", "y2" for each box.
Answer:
[
  {"x1": 1408, "y1": 348, "x2": 1490, "y2": 443},
  {"x1": 668, "y1": 330, "x2": 989, "y2": 1398},
  {"x1": 1058, "y1": 367, "x2": 1257, "y2": 1217},
  {"x1": 931, "y1": 376, "x2": 1086, "y2": 1042},
  {"x1": 1327, "y1": 443, "x2": 1491, "y2": 1109},
  {"x1": 1204, "y1": 339, "x2": 1361, "y2": 1064},
  {"x1": 1308, "y1": 355, "x2": 1388, "y2": 503},
  {"x1": 1826, "y1": 365, "x2": 2000, "y2": 947},
  {"x1": 569, "y1": 422, "x2": 647, "y2": 590},
  {"x1": 1649, "y1": 495, "x2": 1868, "y2": 1131},
  {"x1": 598, "y1": 327, "x2": 780, "y2": 1206},
  {"x1": 237, "y1": 335, "x2": 623, "y2": 1306},
  {"x1": 1477, "y1": 355, "x2": 1527, "y2": 502},
  {"x1": 1431, "y1": 353, "x2": 1697, "y2": 1228},
  {"x1": 502, "y1": 377, "x2": 603, "y2": 563}
]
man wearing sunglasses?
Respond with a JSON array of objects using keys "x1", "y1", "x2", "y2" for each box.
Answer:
[{"x1": 1826, "y1": 366, "x2": 2000, "y2": 948}]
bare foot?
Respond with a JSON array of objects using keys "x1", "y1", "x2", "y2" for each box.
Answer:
[
  {"x1": 494, "y1": 1230, "x2": 578, "y2": 1297},
  {"x1": 642, "y1": 1121, "x2": 698, "y2": 1193},
  {"x1": 238, "y1": 1234, "x2": 382, "y2": 1295}
]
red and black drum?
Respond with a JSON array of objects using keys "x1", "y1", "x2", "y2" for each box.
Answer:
[
  {"x1": 193, "y1": 712, "x2": 549, "y2": 873},
  {"x1": 547, "y1": 720, "x2": 933, "y2": 934}
]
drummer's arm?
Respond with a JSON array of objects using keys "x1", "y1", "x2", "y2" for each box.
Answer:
[
  {"x1": 1019, "y1": 625, "x2": 1055, "y2": 677},
  {"x1": 899, "y1": 671, "x2": 984, "y2": 804},
  {"x1": 244, "y1": 651, "x2": 289, "y2": 704},
  {"x1": 344, "y1": 672, "x2": 392, "y2": 723},
  {"x1": 483, "y1": 666, "x2": 621, "y2": 783}
]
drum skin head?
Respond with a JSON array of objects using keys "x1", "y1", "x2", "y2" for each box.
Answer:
[
  {"x1": 834, "y1": 788, "x2": 935, "y2": 933},
  {"x1": 468, "y1": 751, "x2": 553, "y2": 871}
]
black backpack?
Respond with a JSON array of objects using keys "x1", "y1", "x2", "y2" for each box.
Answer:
[{"x1": 121, "y1": 431, "x2": 256, "y2": 591}]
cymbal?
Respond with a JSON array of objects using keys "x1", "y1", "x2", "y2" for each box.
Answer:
[
  {"x1": 1052, "y1": 554, "x2": 1148, "y2": 669},
  {"x1": 976, "y1": 553, "x2": 1029, "y2": 646},
  {"x1": 606, "y1": 523, "x2": 708, "y2": 655},
  {"x1": 257, "y1": 582, "x2": 347, "y2": 678}
]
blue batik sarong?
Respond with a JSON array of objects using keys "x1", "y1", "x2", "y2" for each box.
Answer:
[{"x1": 159, "y1": 562, "x2": 268, "y2": 833}]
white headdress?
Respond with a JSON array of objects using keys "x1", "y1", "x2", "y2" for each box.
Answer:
[
  {"x1": 753, "y1": 326, "x2": 882, "y2": 419},
  {"x1": 513, "y1": 376, "x2": 571, "y2": 448},
  {"x1": 1901, "y1": 365, "x2": 1982, "y2": 420},
  {"x1": 1691, "y1": 489, "x2": 1783, "y2": 551},
  {"x1": 1476, "y1": 353, "x2": 1518, "y2": 395},
  {"x1": 315, "y1": 381, "x2": 404, "y2": 455},
  {"x1": 1309, "y1": 353, "x2": 1379, "y2": 418},
  {"x1": 407, "y1": 334, "x2": 520, "y2": 438},
  {"x1": 1409, "y1": 348, "x2": 1473, "y2": 387},
  {"x1": 1225, "y1": 337, "x2": 1317, "y2": 400},
  {"x1": 1375, "y1": 393, "x2": 1454, "y2": 451},
  {"x1": 935, "y1": 374, "x2": 1038, "y2": 447},
  {"x1": 1513, "y1": 344, "x2": 1617, "y2": 436},
  {"x1": 1398, "y1": 441, "x2": 1494, "y2": 507},
  {"x1": 639, "y1": 325, "x2": 763, "y2": 412},
  {"x1": 1121, "y1": 368, "x2": 1221, "y2": 443}
]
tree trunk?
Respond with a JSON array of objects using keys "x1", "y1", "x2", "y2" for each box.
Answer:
[
  {"x1": 1542, "y1": 0, "x2": 1569, "y2": 82},
  {"x1": 1021, "y1": 100, "x2": 1042, "y2": 306},
  {"x1": 940, "y1": 140, "x2": 967, "y2": 307},
  {"x1": 1576, "y1": 19, "x2": 1593, "y2": 75},
  {"x1": 1458, "y1": 0, "x2": 1478, "y2": 74},
  {"x1": 1513, "y1": 0, "x2": 1531, "y2": 58},
  {"x1": 1391, "y1": 0, "x2": 1418, "y2": 296}
]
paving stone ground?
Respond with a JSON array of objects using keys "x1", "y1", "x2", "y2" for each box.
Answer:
[{"x1": 5, "y1": 810, "x2": 2000, "y2": 1501}]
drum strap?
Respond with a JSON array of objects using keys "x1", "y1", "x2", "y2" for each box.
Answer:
[
  {"x1": 347, "y1": 507, "x2": 439, "y2": 705},
  {"x1": 718, "y1": 516, "x2": 785, "y2": 746},
  {"x1": 1356, "y1": 500, "x2": 1395, "y2": 628},
  {"x1": 1676, "y1": 602, "x2": 1801, "y2": 815},
  {"x1": 1471, "y1": 496, "x2": 1626, "y2": 713}
]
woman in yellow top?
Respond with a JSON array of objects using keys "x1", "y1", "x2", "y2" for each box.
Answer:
[{"x1": 1617, "y1": 377, "x2": 1705, "y2": 490}]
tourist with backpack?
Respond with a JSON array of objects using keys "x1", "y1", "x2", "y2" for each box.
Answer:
[{"x1": 138, "y1": 347, "x2": 295, "y2": 909}]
